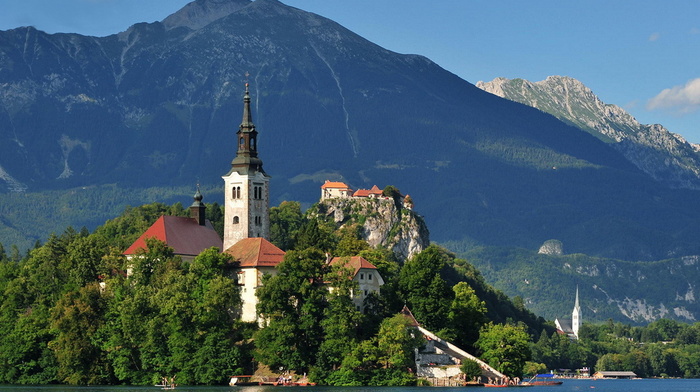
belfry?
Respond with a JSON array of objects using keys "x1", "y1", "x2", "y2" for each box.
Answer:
[{"x1": 222, "y1": 83, "x2": 271, "y2": 250}]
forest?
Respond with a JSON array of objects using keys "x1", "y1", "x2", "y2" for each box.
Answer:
[{"x1": 1, "y1": 200, "x2": 700, "y2": 385}]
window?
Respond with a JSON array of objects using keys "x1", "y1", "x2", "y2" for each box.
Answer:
[
  {"x1": 360, "y1": 273, "x2": 364, "y2": 280},
  {"x1": 239, "y1": 137, "x2": 245, "y2": 149},
  {"x1": 368, "y1": 273, "x2": 373, "y2": 281},
  {"x1": 233, "y1": 216, "x2": 239, "y2": 224},
  {"x1": 236, "y1": 271, "x2": 245, "y2": 285}
]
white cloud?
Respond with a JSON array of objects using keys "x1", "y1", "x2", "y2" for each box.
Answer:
[
  {"x1": 647, "y1": 78, "x2": 700, "y2": 115},
  {"x1": 648, "y1": 32, "x2": 660, "y2": 41}
]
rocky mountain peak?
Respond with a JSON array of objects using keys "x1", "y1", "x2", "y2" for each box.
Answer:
[
  {"x1": 478, "y1": 75, "x2": 700, "y2": 190},
  {"x1": 162, "y1": 0, "x2": 252, "y2": 31}
]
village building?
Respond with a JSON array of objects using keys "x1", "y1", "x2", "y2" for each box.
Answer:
[
  {"x1": 328, "y1": 256, "x2": 384, "y2": 312},
  {"x1": 225, "y1": 237, "x2": 285, "y2": 322},
  {"x1": 555, "y1": 286, "x2": 582, "y2": 339},
  {"x1": 352, "y1": 185, "x2": 383, "y2": 198},
  {"x1": 123, "y1": 187, "x2": 222, "y2": 263},
  {"x1": 592, "y1": 371, "x2": 637, "y2": 379},
  {"x1": 320, "y1": 180, "x2": 353, "y2": 199}
]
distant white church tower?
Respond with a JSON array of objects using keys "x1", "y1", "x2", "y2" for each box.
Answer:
[
  {"x1": 222, "y1": 83, "x2": 270, "y2": 250},
  {"x1": 572, "y1": 286, "x2": 582, "y2": 339}
]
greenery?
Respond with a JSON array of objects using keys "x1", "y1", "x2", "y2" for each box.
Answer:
[
  {"x1": 452, "y1": 245, "x2": 700, "y2": 324},
  {"x1": 5, "y1": 199, "x2": 700, "y2": 386}
]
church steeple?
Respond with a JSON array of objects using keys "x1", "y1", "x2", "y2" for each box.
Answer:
[
  {"x1": 229, "y1": 83, "x2": 265, "y2": 176},
  {"x1": 572, "y1": 285, "x2": 581, "y2": 339},
  {"x1": 222, "y1": 83, "x2": 271, "y2": 251}
]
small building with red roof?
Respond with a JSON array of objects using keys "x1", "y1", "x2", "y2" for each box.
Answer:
[
  {"x1": 328, "y1": 255, "x2": 384, "y2": 312},
  {"x1": 352, "y1": 185, "x2": 383, "y2": 198},
  {"x1": 225, "y1": 237, "x2": 286, "y2": 322},
  {"x1": 123, "y1": 188, "x2": 222, "y2": 263},
  {"x1": 321, "y1": 180, "x2": 354, "y2": 200}
]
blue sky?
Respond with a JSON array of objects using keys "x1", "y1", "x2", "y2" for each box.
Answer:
[{"x1": 2, "y1": 0, "x2": 699, "y2": 142}]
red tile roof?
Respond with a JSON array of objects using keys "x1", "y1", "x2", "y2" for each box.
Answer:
[
  {"x1": 321, "y1": 180, "x2": 351, "y2": 190},
  {"x1": 352, "y1": 185, "x2": 383, "y2": 197},
  {"x1": 225, "y1": 237, "x2": 286, "y2": 267},
  {"x1": 123, "y1": 215, "x2": 223, "y2": 257},
  {"x1": 352, "y1": 189, "x2": 371, "y2": 197},
  {"x1": 328, "y1": 256, "x2": 377, "y2": 277}
]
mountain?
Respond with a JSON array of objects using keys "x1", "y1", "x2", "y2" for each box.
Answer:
[
  {"x1": 453, "y1": 246, "x2": 700, "y2": 324},
  {"x1": 477, "y1": 76, "x2": 700, "y2": 190},
  {"x1": 3, "y1": 0, "x2": 700, "y2": 264}
]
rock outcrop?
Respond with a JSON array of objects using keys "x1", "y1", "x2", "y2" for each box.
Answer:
[{"x1": 311, "y1": 197, "x2": 429, "y2": 262}]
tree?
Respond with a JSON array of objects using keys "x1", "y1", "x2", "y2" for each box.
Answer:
[
  {"x1": 255, "y1": 248, "x2": 329, "y2": 372},
  {"x1": 334, "y1": 224, "x2": 370, "y2": 257},
  {"x1": 476, "y1": 323, "x2": 531, "y2": 377},
  {"x1": 461, "y1": 359, "x2": 483, "y2": 382},
  {"x1": 398, "y1": 245, "x2": 453, "y2": 331},
  {"x1": 49, "y1": 284, "x2": 108, "y2": 385},
  {"x1": 447, "y1": 281, "x2": 487, "y2": 350},
  {"x1": 269, "y1": 201, "x2": 303, "y2": 250},
  {"x1": 294, "y1": 220, "x2": 336, "y2": 252}
]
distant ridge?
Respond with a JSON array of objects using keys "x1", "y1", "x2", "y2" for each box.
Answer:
[{"x1": 477, "y1": 76, "x2": 700, "y2": 190}]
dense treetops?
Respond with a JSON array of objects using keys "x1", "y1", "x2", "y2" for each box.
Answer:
[{"x1": 2, "y1": 200, "x2": 700, "y2": 385}]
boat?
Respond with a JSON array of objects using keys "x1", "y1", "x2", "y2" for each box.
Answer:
[
  {"x1": 229, "y1": 375, "x2": 258, "y2": 386},
  {"x1": 522, "y1": 374, "x2": 563, "y2": 386}
]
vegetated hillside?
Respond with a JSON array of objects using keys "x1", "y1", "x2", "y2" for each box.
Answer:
[
  {"x1": 452, "y1": 244, "x2": 700, "y2": 324},
  {"x1": 3, "y1": 0, "x2": 700, "y2": 262},
  {"x1": 477, "y1": 76, "x2": 700, "y2": 190}
]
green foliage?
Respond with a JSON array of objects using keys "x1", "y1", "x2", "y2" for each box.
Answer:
[
  {"x1": 398, "y1": 245, "x2": 453, "y2": 332},
  {"x1": 324, "y1": 314, "x2": 421, "y2": 386},
  {"x1": 334, "y1": 224, "x2": 370, "y2": 257},
  {"x1": 460, "y1": 359, "x2": 483, "y2": 381},
  {"x1": 269, "y1": 201, "x2": 303, "y2": 251},
  {"x1": 447, "y1": 281, "x2": 487, "y2": 350},
  {"x1": 255, "y1": 248, "x2": 329, "y2": 372},
  {"x1": 476, "y1": 323, "x2": 531, "y2": 377}
]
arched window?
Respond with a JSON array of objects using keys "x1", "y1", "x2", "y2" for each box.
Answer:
[
  {"x1": 239, "y1": 137, "x2": 245, "y2": 149},
  {"x1": 237, "y1": 186, "x2": 241, "y2": 198},
  {"x1": 233, "y1": 216, "x2": 239, "y2": 224}
]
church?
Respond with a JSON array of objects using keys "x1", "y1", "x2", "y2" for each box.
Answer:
[
  {"x1": 124, "y1": 83, "x2": 384, "y2": 322},
  {"x1": 555, "y1": 287, "x2": 582, "y2": 339}
]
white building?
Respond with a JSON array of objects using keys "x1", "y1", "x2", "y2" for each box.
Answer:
[
  {"x1": 328, "y1": 256, "x2": 384, "y2": 312},
  {"x1": 222, "y1": 83, "x2": 270, "y2": 250}
]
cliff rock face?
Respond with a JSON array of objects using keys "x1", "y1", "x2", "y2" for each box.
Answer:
[
  {"x1": 477, "y1": 76, "x2": 700, "y2": 190},
  {"x1": 313, "y1": 197, "x2": 429, "y2": 262}
]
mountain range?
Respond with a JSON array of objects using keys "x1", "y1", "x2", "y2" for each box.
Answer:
[
  {"x1": 477, "y1": 76, "x2": 700, "y2": 191},
  {"x1": 3, "y1": 0, "x2": 700, "y2": 323}
]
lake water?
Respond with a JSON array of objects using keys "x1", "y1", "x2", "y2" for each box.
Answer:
[
  {"x1": 2, "y1": 380, "x2": 700, "y2": 392},
  {"x1": 0, "y1": 379, "x2": 700, "y2": 392}
]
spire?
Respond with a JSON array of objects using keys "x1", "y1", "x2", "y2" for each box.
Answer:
[
  {"x1": 574, "y1": 285, "x2": 580, "y2": 309},
  {"x1": 241, "y1": 82, "x2": 254, "y2": 128},
  {"x1": 227, "y1": 82, "x2": 266, "y2": 176},
  {"x1": 189, "y1": 184, "x2": 206, "y2": 226}
]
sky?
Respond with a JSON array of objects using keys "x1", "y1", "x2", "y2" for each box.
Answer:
[{"x1": 1, "y1": 0, "x2": 699, "y2": 142}]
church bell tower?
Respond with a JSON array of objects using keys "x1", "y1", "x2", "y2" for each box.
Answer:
[
  {"x1": 572, "y1": 286, "x2": 581, "y2": 339},
  {"x1": 222, "y1": 83, "x2": 270, "y2": 250}
]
